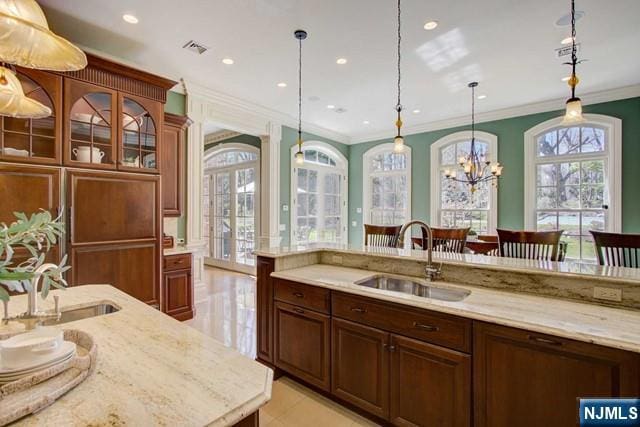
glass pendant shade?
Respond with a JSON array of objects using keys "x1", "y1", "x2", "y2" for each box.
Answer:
[
  {"x1": 393, "y1": 135, "x2": 405, "y2": 153},
  {"x1": 295, "y1": 150, "x2": 304, "y2": 165},
  {"x1": 0, "y1": 66, "x2": 51, "y2": 118},
  {"x1": 562, "y1": 97, "x2": 585, "y2": 125},
  {"x1": 0, "y1": 0, "x2": 87, "y2": 71}
]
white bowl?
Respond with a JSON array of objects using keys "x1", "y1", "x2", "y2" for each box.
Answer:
[{"x1": 0, "y1": 328, "x2": 63, "y2": 370}]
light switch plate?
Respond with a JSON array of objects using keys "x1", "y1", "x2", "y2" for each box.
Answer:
[
  {"x1": 279, "y1": 224, "x2": 286, "y2": 231},
  {"x1": 352, "y1": 221, "x2": 357, "y2": 227},
  {"x1": 282, "y1": 205, "x2": 289, "y2": 212},
  {"x1": 593, "y1": 287, "x2": 622, "y2": 302},
  {"x1": 356, "y1": 208, "x2": 362, "y2": 214}
]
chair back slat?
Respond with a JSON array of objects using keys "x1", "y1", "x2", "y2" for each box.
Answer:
[
  {"x1": 413, "y1": 227, "x2": 470, "y2": 253},
  {"x1": 591, "y1": 231, "x2": 640, "y2": 268},
  {"x1": 497, "y1": 229, "x2": 564, "y2": 262},
  {"x1": 364, "y1": 224, "x2": 402, "y2": 248}
]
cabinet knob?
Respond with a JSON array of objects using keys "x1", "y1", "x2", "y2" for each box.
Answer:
[
  {"x1": 292, "y1": 292, "x2": 304, "y2": 298},
  {"x1": 384, "y1": 344, "x2": 396, "y2": 352},
  {"x1": 293, "y1": 307, "x2": 305, "y2": 314}
]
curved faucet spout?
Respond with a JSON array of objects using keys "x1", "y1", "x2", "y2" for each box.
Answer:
[
  {"x1": 28, "y1": 263, "x2": 60, "y2": 316},
  {"x1": 397, "y1": 220, "x2": 441, "y2": 282}
]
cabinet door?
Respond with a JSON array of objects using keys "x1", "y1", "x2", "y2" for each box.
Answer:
[
  {"x1": 390, "y1": 334, "x2": 471, "y2": 427},
  {"x1": 118, "y1": 93, "x2": 163, "y2": 174},
  {"x1": 163, "y1": 269, "x2": 193, "y2": 320},
  {"x1": 1, "y1": 68, "x2": 62, "y2": 165},
  {"x1": 474, "y1": 322, "x2": 640, "y2": 427},
  {"x1": 64, "y1": 79, "x2": 117, "y2": 169},
  {"x1": 274, "y1": 301, "x2": 331, "y2": 391},
  {"x1": 332, "y1": 317, "x2": 390, "y2": 419},
  {"x1": 256, "y1": 257, "x2": 274, "y2": 364},
  {"x1": 161, "y1": 114, "x2": 187, "y2": 216}
]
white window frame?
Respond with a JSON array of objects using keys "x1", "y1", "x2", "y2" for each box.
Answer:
[
  {"x1": 524, "y1": 114, "x2": 622, "y2": 237},
  {"x1": 430, "y1": 131, "x2": 498, "y2": 233},
  {"x1": 290, "y1": 141, "x2": 349, "y2": 245},
  {"x1": 362, "y1": 143, "x2": 412, "y2": 236}
]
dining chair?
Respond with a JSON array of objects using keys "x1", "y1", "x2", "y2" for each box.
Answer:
[
  {"x1": 590, "y1": 230, "x2": 640, "y2": 268},
  {"x1": 364, "y1": 224, "x2": 402, "y2": 248},
  {"x1": 412, "y1": 227, "x2": 470, "y2": 253},
  {"x1": 496, "y1": 229, "x2": 565, "y2": 262}
]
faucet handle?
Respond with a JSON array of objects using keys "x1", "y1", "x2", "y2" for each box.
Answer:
[
  {"x1": 2, "y1": 299, "x2": 8, "y2": 324},
  {"x1": 54, "y1": 295, "x2": 61, "y2": 317}
]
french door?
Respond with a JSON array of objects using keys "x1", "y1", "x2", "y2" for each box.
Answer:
[{"x1": 203, "y1": 159, "x2": 259, "y2": 274}]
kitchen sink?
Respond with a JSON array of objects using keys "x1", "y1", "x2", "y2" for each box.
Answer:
[
  {"x1": 40, "y1": 303, "x2": 120, "y2": 326},
  {"x1": 355, "y1": 276, "x2": 470, "y2": 302}
]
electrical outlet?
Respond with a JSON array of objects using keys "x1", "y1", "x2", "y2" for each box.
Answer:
[
  {"x1": 332, "y1": 255, "x2": 343, "y2": 264},
  {"x1": 177, "y1": 238, "x2": 185, "y2": 244},
  {"x1": 593, "y1": 287, "x2": 622, "y2": 302},
  {"x1": 282, "y1": 204, "x2": 289, "y2": 212},
  {"x1": 352, "y1": 221, "x2": 357, "y2": 227},
  {"x1": 356, "y1": 208, "x2": 362, "y2": 214}
]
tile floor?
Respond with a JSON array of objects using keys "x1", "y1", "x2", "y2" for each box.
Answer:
[{"x1": 186, "y1": 267, "x2": 380, "y2": 427}]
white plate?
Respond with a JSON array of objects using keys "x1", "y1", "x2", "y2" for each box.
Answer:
[
  {"x1": 0, "y1": 352, "x2": 75, "y2": 384},
  {"x1": 0, "y1": 341, "x2": 76, "y2": 374}
]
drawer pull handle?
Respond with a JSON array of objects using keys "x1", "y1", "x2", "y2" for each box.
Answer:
[
  {"x1": 176, "y1": 260, "x2": 184, "y2": 264},
  {"x1": 292, "y1": 292, "x2": 304, "y2": 298},
  {"x1": 413, "y1": 322, "x2": 439, "y2": 332},
  {"x1": 293, "y1": 308, "x2": 305, "y2": 314},
  {"x1": 528, "y1": 335, "x2": 562, "y2": 346},
  {"x1": 350, "y1": 307, "x2": 367, "y2": 313}
]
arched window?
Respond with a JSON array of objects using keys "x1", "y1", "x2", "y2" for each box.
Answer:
[
  {"x1": 524, "y1": 114, "x2": 621, "y2": 261},
  {"x1": 430, "y1": 131, "x2": 498, "y2": 234},
  {"x1": 363, "y1": 143, "x2": 411, "y2": 228},
  {"x1": 291, "y1": 142, "x2": 348, "y2": 244}
]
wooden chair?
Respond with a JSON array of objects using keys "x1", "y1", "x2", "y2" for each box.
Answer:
[
  {"x1": 364, "y1": 224, "x2": 402, "y2": 248},
  {"x1": 412, "y1": 227, "x2": 470, "y2": 253},
  {"x1": 590, "y1": 231, "x2": 640, "y2": 268},
  {"x1": 496, "y1": 229, "x2": 565, "y2": 262}
]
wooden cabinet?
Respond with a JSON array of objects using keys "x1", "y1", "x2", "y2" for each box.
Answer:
[
  {"x1": 274, "y1": 278, "x2": 330, "y2": 314},
  {"x1": 332, "y1": 318, "x2": 390, "y2": 419},
  {"x1": 118, "y1": 93, "x2": 162, "y2": 174},
  {"x1": 256, "y1": 257, "x2": 275, "y2": 364},
  {"x1": 274, "y1": 301, "x2": 331, "y2": 391},
  {"x1": 474, "y1": 322, "x2": 640, "y2": 427},
  {"x1": 162, "y1": 253, "x2": 194, "y2": 321},
  {"x1": 0, "y1": 68, "x2": 62, "y2": 165},
  {"x1": 161, "y1": 113, "x2": 190, "y2": 216},
  {"x1": 390, "y1": 334, "x2": 471, "y2": 427}
]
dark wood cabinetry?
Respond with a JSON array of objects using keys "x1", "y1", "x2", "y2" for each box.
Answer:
[
  {"x1": 474, "y1": 322, "x2": 640, "y2": 427},
  {"x1": 257, "y1": 257, "x2": 275, "y2": 364},
  {"x1": 162, "y1": 253, "x2": 194, "y2": 320},
  {"x1": 161, "y1": 113, "x2": 190, "y2": 217},
  {"x1": 274, "y1": 301, "x2": 331, "y2": 391}
]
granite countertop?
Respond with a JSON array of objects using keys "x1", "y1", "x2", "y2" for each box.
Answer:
[
  {"x1": 163, "y1": 245, "x2": 195, "y2": 256},
  {"x1": 255, "y1": 243, "x2": 640, "y2": 283},
  {"x1": 272, "y1": 264, "x2": 640, "y2": 354},
  {"x1": 0, "y1": 286, "x2": 272, "y2": 426}
]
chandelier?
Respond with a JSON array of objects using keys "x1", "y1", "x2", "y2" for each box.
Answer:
[
  {"x1": 561, "y1": 0, "x2": 585, "y2": 124},
  {"x1": 444, "y1": 82, "x2": 503, "y2": 192},
  {"x1": 293, "y1": 29, "x2": 307, "y2": 165},
  {"x1": 392, "y1": 0, "x2": 405, "y2": 153}
]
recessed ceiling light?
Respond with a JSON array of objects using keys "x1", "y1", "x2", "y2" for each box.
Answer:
[
  {"x1": 122, "y1": 14, "x2": 139, "y2": 24},
  {"x1": 336, "y1": 58, "x2": 348, "y2": 65},
  {"x1": 561, "y1": 36, "x2": 575, "y2": 45},
  {"x1": 477, "y1": 94, "x2": 487, "y2": 100},
  {"x1": 412, "y1": 109, "x2": 421, "y2": 114},
  {"x1": 561, "y1": 76, "x2": 571, "y2": 82},
  {"x1": 327, "y1": 105, "x2": 335, "y2": 109},
  {"x1": 423, "y1": 20, "x2": 438, "y2": 30},
  {"x1": 363, "y1": 120, "x2": 370, "y2": 125},
  {"x1": 277, "y1": 82, "x2": 287, "y2": 87},
  {"x1": 222, "y1": 58, "x2": 234, "y2": 65}
]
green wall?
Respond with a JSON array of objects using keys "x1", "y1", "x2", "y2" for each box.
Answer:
[
  {"x1": 280, "y1": 126, "x2": 350, "y2": 245},
  {"x1": 164, "y1": 91, "x2": 187, "y2": 240},
  {"x1": 348, "y1": 96, "x2": 640, "y2": 244}
]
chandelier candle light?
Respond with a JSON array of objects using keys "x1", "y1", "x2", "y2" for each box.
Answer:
[
  {"x1": 444, "y1": 82, "x2": 503, "y2": 193},
  {"x1": 294, "y1": 29, "x2": 307, "y2": 166},
  {"x1": 392, "y1": 0, "x2": 405, "y2": 153},
  {"x1": 562, "y1": 0, "x2": 584, "y2": 124}
]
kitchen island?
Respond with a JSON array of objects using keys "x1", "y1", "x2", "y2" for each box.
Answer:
[{"x1": 0, "y1": 285, "x2": 272, "y2": 426}]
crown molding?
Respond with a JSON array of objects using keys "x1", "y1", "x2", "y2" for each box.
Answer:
[
  {"x1": 350, "y1": 84, "x2": 640, "y2": 144},
  {"x1": 204, "y1": 130, "x2": 242, "y2": 145},
  {"x1": 183, "y1": 79, "x2": 350, "y2": 144}
]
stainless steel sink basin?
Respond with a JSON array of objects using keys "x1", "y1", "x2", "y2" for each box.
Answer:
[
  {"x1": 355, "y1": 276, "x2": 470, "y2": 302},
  {"x1": 40, "y1": 303, "x2": 119, "y2": 326}
]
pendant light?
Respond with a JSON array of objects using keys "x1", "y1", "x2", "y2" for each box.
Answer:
[
  {"x1": 0, "y1": 0, "x2": 87, "y2": 71},
  {"x1": 444, "y1": 82, "x2": 503, "y2": 192},
  {"x1": 392, "y1": 0, "x2": 405, "y2": 153},
  {"x1": 561, "y1": 0, "x2": 584, "y2": 124},
  {"x1": 294, "y1": 30, "x2": 307, "y2": 166},
  {"x1": 0, "y1": 66, "x2": 51, "y2": 118}
]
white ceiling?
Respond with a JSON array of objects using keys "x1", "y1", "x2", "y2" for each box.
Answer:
[{"x1": 39, "y1": 0, "x2": 640, "y2": 142}]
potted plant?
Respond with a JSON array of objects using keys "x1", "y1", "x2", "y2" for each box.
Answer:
[{"x1": 0, "y1": 211, "x2": 68, "y2": 302}]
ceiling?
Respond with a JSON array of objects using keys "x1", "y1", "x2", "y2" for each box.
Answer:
[{"x1": 39, "y1": 0, "x2": 640, "y2": 142}]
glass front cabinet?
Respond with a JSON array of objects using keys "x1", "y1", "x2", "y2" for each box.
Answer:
[{"x1": 63, "y1": 78, "x2": 162, "y2": 173}]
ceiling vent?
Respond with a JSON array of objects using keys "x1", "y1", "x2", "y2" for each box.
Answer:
[
  {"x1": 334, "y1": 107, "x2": 347, "y2": 114},
  {"x1": 183, "y1": 40, "x2": 209, "y2": 55}
]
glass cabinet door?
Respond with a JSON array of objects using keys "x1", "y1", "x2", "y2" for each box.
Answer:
[
  {"x1": 64, "y1": 79, "x2": 117, "y2": 169},
  {"x1": 119, "y1": 94, "x2": 161, "y2": 173},
  {"x1": 0, "y1": 68, "x2": 62, "y2": 164}
]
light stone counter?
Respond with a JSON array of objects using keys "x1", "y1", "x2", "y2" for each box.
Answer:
[
  {"x1": 272, "y1": 264, "x2": 640, "y2": 354},
  {"x1": 0, "y1": 285, "x2": 272, "y2": 426},
  {"x1": 164, "y1": 245, "x2": 195, "y2": 256}
]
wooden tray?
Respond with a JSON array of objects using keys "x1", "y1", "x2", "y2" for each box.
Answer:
[{"x1": 0, "y1": 329, "x2": 97, "y2": 426}]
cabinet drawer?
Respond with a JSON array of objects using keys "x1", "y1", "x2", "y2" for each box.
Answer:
[
  {"x1": 274, "y1": 279, "x2": 330, "y2": 314},
  {"x1": 332, "y1": 292, "x2": 471, "y2": 353},
  {"x1": 163, "y1": 254, "x2": 191, "y2": 272}
]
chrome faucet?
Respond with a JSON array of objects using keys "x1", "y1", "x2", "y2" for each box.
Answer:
[
  {"x1": 398, "y1": 220, "x2": 442, "y2": 282},
  {"x1": 2, "y1": 263, "x2": 61, "y2": 329}
]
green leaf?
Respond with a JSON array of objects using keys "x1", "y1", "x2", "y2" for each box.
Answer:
[{"x1": 0, "y1": 286, "x2": 9, "y2": 302}]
